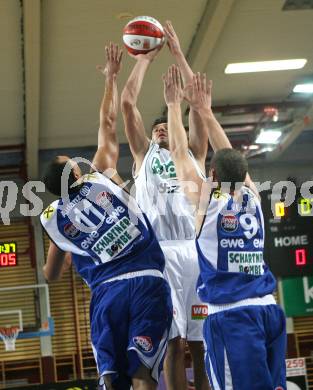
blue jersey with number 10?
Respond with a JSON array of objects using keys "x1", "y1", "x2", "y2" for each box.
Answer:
[
  {"x1": 196, "y1": 186, "x2": 276, "y2": 304},
  {"x1": 41, "y1": 172, "x2": 165, "y2": 290}
]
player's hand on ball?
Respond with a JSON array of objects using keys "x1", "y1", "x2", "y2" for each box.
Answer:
[
  {"x1": 128, "y1": 44, "x2": 164, "y2": 62},
  {"x1": 163, "y1": 65, "x2": 184, "y2": 105},
  {"x1": 97, "y1": 42, "x2": 123, "y2": 77},
  {"x1": 163, "y1": 20, "x2": 182, "y2": 56},
  {"x1": 184, "y1": 73, "x2": 212, "y2": 111}
]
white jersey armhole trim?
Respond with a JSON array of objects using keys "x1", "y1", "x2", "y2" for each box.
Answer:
[
  {"x1": 187, "y1": 149, "x2": 206, "y2": 180},
  {"x1": 132, "y1": 141, "x2": 155, "y2": 179}
]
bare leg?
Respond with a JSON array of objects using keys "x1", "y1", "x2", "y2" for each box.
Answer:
[
  {"x1": 98, "y1": 374, "x2": 114, "y2": 390},
  {"x1": 188, "y1": 341, "x2": 211, "y2": 390},
  {"x1": 163, "y1": 336, "x2": 188, "y2": 390},
  {"x1": 132, "y1": 364, "x2": 157, "y2": 390}
]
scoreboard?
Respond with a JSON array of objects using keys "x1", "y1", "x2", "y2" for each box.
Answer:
[
  {"x1": 0, "y1": 242, "x2": 17, "y2": 267},
  {"x1": 261, "y1": 189, "x2": 313, "y2": 277}
]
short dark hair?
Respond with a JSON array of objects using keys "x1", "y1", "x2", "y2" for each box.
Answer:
[
  {"x1": 210, "y1": 148, "x2": 248, "y2": 191},
  {"x1": 152, "y1": 116, "x2": 168, "y2": 130},
  {"x1": 43, "y1": 157, "x2": 78, "y2": 196}
]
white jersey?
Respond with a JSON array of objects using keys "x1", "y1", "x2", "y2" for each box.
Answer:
[{"x1": 134, "y1": 142, "x2": 205, "y2": 241}]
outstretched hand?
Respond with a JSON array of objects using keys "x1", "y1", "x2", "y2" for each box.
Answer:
[
  {"x1": 163, "y1": 64, "x2": 184, "y2": 106},
  {"x1": 184, "y1": 73, "x2": 212, "y2": 111},
  {"x1": 97, "y1": 42, "x2": 123, "y2": 77},
  {"x1": 127, "y1": 43, "x2": 164, "y2": 62},
  {"x1": 163, "y1": 20, "x2": 182, "y2": 56}
]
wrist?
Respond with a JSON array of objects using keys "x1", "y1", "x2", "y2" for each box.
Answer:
[
  {"x1": 193, "y1": 106, "x2": 213, "y2": 117},
  {"x1": 174, "y1": 48, "x2": 184, "y2": 58},
  {"x1": 167, "y1": 102, "x2": 181, "y2": 108},
  {"x1": 106, "y1": 73, "x2": 116, "y2": 81},
  {"x1": 136, "y1": 55, "x2": 152, "y2": 64}
]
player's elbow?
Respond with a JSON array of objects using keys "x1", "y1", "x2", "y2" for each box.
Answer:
[
  {"x1": 43, "y1": 265, "x2": 60, "y2": 282},
  {"x1": 121, "y1": 90, "x2": 136, "y2": 111}
]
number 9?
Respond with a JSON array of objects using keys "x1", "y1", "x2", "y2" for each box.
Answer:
[{"x1": 239, "y1": 214, "x2": 259, "y2": 239}]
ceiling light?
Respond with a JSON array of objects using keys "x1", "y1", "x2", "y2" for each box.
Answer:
[
  {"x1": 225, "y1": 59, "x2": 307, "y2": 74},
  {"x1": 293, "y1": 83, "x2": 313, "y2": 93},
  {"x1": 255, "y1": 130, "x2": 282, "y2": 144},
  {"x1": 248, "y1": 145, "x2": 260, "y2": 150}
]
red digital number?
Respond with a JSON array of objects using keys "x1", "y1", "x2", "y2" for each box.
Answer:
[
  {"x1": 8, "y1": 253, "x2": 16, "y2": 266},
  {"x1": 295, "y1": 249, "x2": 307, "y2": 266},
  {"x1": 0, "y1": 254, "x2": 8, "y2": 266},
  {"x1": 0, "y1": 253, "x2": 17, "y2": 266}
]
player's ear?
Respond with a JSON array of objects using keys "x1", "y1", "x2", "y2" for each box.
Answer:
[{"x1": 209, "y1": 168, "x2": 217, "y2": 181}]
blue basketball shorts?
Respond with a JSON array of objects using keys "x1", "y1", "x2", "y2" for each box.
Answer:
[
  {"x1": 204, "y1": 304, "x2": 286, "y2": 390},
  {"x1": 89, "y1": 272, "x2": 173, "y2": 390}
]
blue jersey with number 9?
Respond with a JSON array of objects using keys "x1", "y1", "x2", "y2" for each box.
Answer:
[{"x1": 196, "y1": 186, "x2": 276, "y2": 304}]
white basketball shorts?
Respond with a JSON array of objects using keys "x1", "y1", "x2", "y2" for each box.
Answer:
[{"x1": 160, "y1": 240, "x2": 208, "y2": 341}]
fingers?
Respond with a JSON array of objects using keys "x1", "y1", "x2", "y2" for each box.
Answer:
[
  {"x1": 192, "y1": 72, "x2": 211, "y2": 95},
  {"x1": 165, "y1": 20, "x2": 176, "y2": 36},
  {"x1": 164, "y1": 65, "x2": 182, "y2": 90},
  {"x1": 106, "y1": 42, "x2": 122, "y2": 63},
  {"x1": 118, "y1": 49, "x2": 123, "y2": 64},
  {"x1": 196, "y1": 72, "x2": 201, "y2": 91},
  {"x1": 174, "y1": 65, "x2": 181, "y2": 89},
  {"x1": 163, "y1": 25, "x2": 170, "y2": 38},
  {"x1": 105, "y1": 45, "x2": 109, "y2": 62},
  {"x1": 207, "y1": 79, "x2": 213, "y2": 95},
  {"x1": 168, "y1": 65, "x2": 174, "y2": 86},
  {"x1": 112, "y1": 42, "x2": 117, "y2": 62},
  {"x1": 201, "y1": 73, "x2": 206, "y2": 93}
]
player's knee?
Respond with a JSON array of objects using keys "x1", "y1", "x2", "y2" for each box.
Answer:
[{"x1": 132, "y1": 364, "x2": 156, "y2": 388}]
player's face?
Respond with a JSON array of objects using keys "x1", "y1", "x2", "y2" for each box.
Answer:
[
  {"x1": 57, "y1": 156, "x2": 82, "y2": 179},
  {"x1": 152, "y1": 123, "x2": 169, "y2": 148}
]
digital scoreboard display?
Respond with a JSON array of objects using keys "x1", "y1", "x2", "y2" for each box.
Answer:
[
  {"x1": 261, "y1": 190, "x2": 313, "y2": 277},
  {"x1": 0, "y1": 242, "x2": 17, "y2": 267}
]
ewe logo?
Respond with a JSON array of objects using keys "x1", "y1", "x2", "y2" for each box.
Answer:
[
  {"x1": 221, "y1": 215, "x2": 239, "y2": 233},
  {"x1": 133, "y1": 336, "x2": 153, "y2": 353}
]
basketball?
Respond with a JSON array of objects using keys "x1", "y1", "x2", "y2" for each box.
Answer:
[{"x1": 123, "y1": 16, "x2": 165, "y2": 55}]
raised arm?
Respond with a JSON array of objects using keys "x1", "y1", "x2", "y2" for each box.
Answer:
[
  {"x1": 163, "y1": 21, "x2": 209, "y2": 167},
  {"x1": 163, "y1": 65, "x2": 204, "y2": 208},
  {"x1": 121, "y1": 48, "x2": 161, "y2": 173},
  {"x1": 184, "y1": 73, "x2": 258, "y2": 196},
  {"x1": 92, "y1": 43, "x2": 122, "y2": 173}
]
